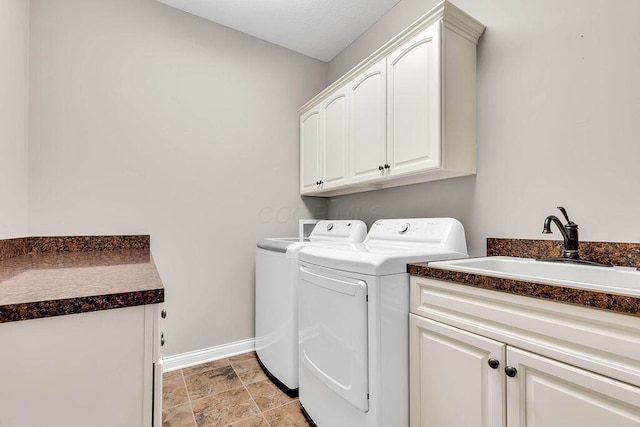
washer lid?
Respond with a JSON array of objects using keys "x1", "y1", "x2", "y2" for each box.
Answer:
[
  {"x1": 257, "y1": 237, "x2": 309, "y2": 253},
  {"x1": 256, "y1": 220, "x2": 367, "y2": 254}
]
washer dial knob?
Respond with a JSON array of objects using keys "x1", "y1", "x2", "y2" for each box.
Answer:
[{"x1": 398, "y1": 223, "x2": 410, "y2": 234}]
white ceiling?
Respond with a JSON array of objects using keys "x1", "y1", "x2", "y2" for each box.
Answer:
[{"x1": 156, "y1": 0, "x2": 401, "y2": 62}]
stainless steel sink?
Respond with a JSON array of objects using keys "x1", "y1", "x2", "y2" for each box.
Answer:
[{"x1": 427, "y1": 256, "x2": 640, "y2": 296}]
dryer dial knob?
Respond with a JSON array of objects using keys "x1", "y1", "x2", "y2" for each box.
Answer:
[
  {"x1": 327, "y1": 223, "x2": 334, "y2": 231},
  {"x1": 398, "y1": 223, "x2": 410, "y2": 234}
]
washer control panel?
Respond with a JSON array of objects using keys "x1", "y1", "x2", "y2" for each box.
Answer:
[
  {"x1": 398, "y1": 223, "x2": 411, "y2": 234},
  {"x1": 309, "y1": 220, "x2": 368, "y2": 242}
]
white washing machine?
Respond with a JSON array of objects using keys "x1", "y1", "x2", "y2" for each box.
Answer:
[
  {"x1": 255, "y1": 220, "x2": 367, "y2": 395},
  {"x1": 297, "y1": 218, "x2": 468, "y2": 426}
]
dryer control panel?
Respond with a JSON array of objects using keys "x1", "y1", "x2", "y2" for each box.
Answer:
[{"x1": 365, "y1": 218, "x2": 468, "y2": 255}]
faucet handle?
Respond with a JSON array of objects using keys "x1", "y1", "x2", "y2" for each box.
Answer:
[{"x1": 557, "y1": 207, "x2": 573, "y2": 225}]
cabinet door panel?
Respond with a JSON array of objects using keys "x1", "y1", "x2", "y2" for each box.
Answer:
[
  {"x1": 350, "y1": 59, "x2": 387, "y2": 183},
  {"x1": 300, "y1": 110, "x2": 321, "y2": 193},
  {"x1": 506, "y1": 347, "x2": 640, "y2": 427},
  {"x1": 387, "y1": 25, "x2": 441, "y2": 177},
  {"x1": 0, "y1": 307, "x2": 149, "y2": 427},
  {"x1": 322, "y1": 91, "x2": 348, "y2": 189},
  {"x1": 410, "y1": 314, "x2": 505, "y2": 427}
]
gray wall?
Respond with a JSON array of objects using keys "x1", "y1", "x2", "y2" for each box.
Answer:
[
  {"x1": 0, "y1": 0, "x2": 29, "y2": 239},
  {"x1": 28, "y1": 0, "x2": 327, "y2": 356},
  {"x1": 327, "y1": 0, "x2": 640, "y2": 256},
  {"x1": 19, "y1": 0, "x2": 640, "y2": 358}
]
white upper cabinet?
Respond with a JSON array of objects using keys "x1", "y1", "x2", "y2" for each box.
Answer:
[
  {"x1": 387, "y1": 24, "x2": 441, "y2": 178},
  {"x1": 300, "y1": 108, "x2": 322, "y2": 193},
  {"x1": 321, "y1": 87, "x2": 349, "y2": 190},
  {"x1": 349, "y1": 59, "x2": 387, "y2": 184},
  {"x1": 300, "y1": 86, "x2": 349, "y2": 195},
  {"x1": 299, "y1": 1, "x2": 485, "y2": 197}
]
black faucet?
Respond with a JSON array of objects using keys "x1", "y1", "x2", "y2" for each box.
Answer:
[
  {"x1": 542, "y1": 207, "x2": 579, "y2": 259},
  {"x1": 539, "y1": 207, "x2": 613, "y2": 267}
]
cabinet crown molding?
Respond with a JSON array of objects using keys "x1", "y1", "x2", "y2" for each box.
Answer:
[{"x1": 298, "y1": 0, "x2": 485, "y2": 115}]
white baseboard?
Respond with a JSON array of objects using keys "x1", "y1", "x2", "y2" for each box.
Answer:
[{"x1": 162, "y1": 338, "x2": 256, "y2": 372}]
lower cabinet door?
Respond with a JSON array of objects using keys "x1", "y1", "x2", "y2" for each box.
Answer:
[
  {"x1": 506, "y1": 347, "x2": 640, "y2": 427},
  {"x1": 0, "y1": 306, "x2": 155, "y2": 427},
  {"x1": 409, "y1": 314, "x2": 505, "y2": 427}
]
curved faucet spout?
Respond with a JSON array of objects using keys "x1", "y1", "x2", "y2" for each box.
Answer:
[
  {"x1": 542, "y1": 215, "x2": 569, "y2": 242},
  {"x1": 542, "y1": 210, "x2": 579, "y2": 259}
]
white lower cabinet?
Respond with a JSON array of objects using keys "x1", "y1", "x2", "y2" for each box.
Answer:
[
  {"x1": 410, "y1": 277, "x2": 640, "y2": 427},
  {"x1": 506, "y1": 347, "x2": 640, "y2": 427},
  {"x1": 410, "y1": 314, "x2": 504, "y2": 427},
  {"x1": 0, "y1": 305, "x2": 162, "y2": 427}
]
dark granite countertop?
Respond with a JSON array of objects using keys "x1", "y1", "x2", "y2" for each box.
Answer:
[
  {"x1": 408, "y1": 238, "x2": 640, "y2": 317},
  {"x1": 0, "y1": 236, "x2": 164, "y2": 323}
]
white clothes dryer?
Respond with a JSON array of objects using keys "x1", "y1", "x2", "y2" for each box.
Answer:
[
  {"x1": 255, "y1": 220, "x2": 367, "y2": 395},
  {"x1": 297, "y1": 218, "x2": 468, "y2": 426}
]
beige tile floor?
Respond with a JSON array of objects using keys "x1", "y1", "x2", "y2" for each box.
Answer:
[{"x1": 162, "y1": 351, "x2": 312, "y2": 427}]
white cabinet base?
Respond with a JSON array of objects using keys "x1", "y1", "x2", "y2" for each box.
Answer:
[
  {"x1": 410, "y1": 314, "x2": 505, "y2": 427},
  {"x1": 507, "y1": 347, "x2": 640, "y2": 427},
  {"x1": 0, "y1": 305, "x2": 161, "y2": 427},
  {"x1": 410, "y1": 276, "x2": 640, "y2": 427}
]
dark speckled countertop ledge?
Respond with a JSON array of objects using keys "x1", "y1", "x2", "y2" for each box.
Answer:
[
  {"x1": 408, "y1": 238, "x2": 640, "y2": 317},
  {"x1": 0, "y1": 236, "x2": 164, "y2": 323}
]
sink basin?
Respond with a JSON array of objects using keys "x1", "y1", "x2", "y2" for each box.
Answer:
[{"x1": 427, "y1": 256, "x2": 640, "y2": 297}]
